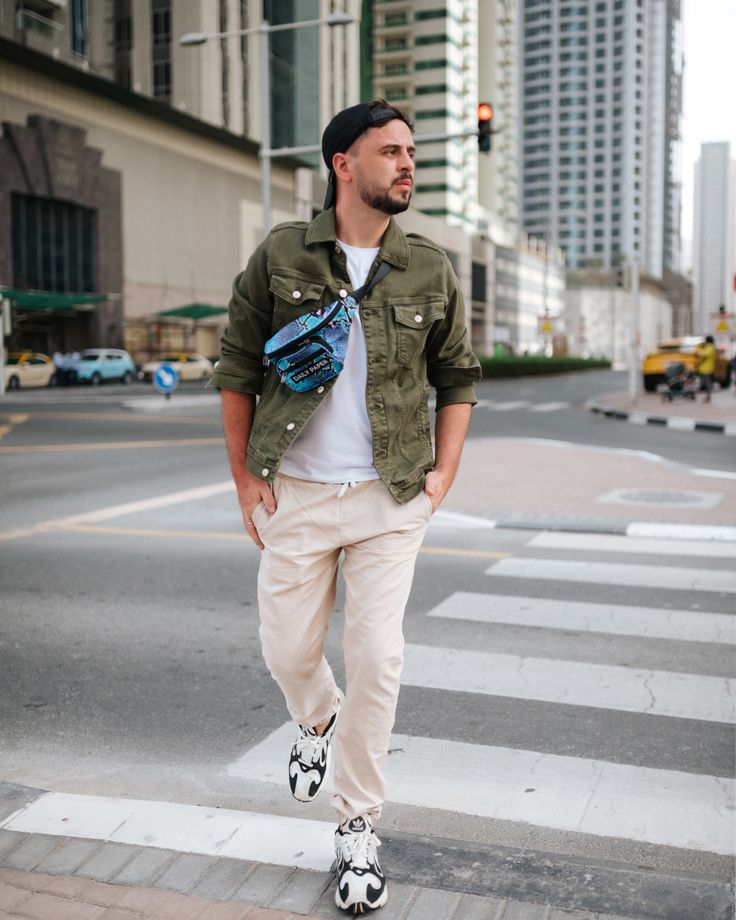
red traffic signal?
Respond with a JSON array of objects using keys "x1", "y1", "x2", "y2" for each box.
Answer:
[{"x1": 478, "y1": 102, "x2": 493, "y2": 152}]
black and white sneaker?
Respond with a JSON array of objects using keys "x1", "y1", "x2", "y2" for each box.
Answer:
[
  {"x1": 334, "y1": 814, "x2": 387, "y2": 914},
  {"x1": 288, "y1": 690, "x2": 343, "y2": 802}
]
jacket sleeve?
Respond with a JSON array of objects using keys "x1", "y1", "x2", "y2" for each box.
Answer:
[
  {"x1": 210, "y1": 239, "x2": 272, "y2": 394},
  {"x1": 425, "y1": 263, "x2": 482, "y2": 409}
]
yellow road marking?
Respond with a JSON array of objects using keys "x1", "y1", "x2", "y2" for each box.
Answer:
[
  {"x1": 0, "y1": 437, "x2": 225, "y2": 453},
  {"x1": 62, "y1": 523, "x2": 251, "y2": 542},
  {"x1": 14, "y1": 411, "x2": 221, "y2": 425},
  {"x1": 420, "y1": 546, "x2": 511, "y2": 560},
  {"x1": 0, "y1": 413, "x2": 29, "y2": 443},
  {"x1": 6, "y1": 521, "x2": 511, "y2": 560}
]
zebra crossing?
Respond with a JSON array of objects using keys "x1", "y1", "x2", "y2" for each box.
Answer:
[
  {"x1": 226, "y1": 527, "x2": 735, "y2": 865},
  {"x1": 469, "y1": 399, "x2": 571, "y2": 413},
  {"x1": 2, "y1": 526, "x2": 733, "y2": 904}
]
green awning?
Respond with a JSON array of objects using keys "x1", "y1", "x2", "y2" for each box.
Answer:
[
  {"x1": 0, "y1": 288, "x2": 104, "y2": 311},
  {"x1": 159, "y1": 303, "x2": 227, "y2": 320}
]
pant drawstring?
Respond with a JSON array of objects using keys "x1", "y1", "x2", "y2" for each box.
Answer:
[{"x1": 337, "y1": 481, "x2": 357, "y2": 498}]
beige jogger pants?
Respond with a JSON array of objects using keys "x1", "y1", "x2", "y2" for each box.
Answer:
[{"x1": 252, "y1": 474, "x2": 432, "y2": 822}]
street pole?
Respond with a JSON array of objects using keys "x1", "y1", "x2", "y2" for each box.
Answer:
[
  {"x1": 628, "y1": 258, "x2": 640, "y2": 405},
  {"x1": 258, "y1": 24, "x2": 271, "y2": 236}
]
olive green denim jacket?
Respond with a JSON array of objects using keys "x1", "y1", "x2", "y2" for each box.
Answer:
[{"x1": 211, "y1": 208, "x2": 481, "y2": 503}]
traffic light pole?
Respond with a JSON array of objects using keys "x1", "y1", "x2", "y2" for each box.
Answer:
[{"x1": 627, "y1": 258, "x2": 640, "y2": 405}]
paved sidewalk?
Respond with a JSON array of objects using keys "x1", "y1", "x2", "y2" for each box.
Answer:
[
  {"x1": 446, "y1": 387, "x2": 736, "y2": 533},
  {"x1": 0, "y1": 866, "x2": 313, "y2": 920}
]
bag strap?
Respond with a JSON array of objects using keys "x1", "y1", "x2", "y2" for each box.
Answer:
[{"x1": 350, "y1": 260, "x2": 392, "y2": 305}]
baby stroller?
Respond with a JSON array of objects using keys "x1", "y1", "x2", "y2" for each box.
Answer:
[{"x1": 661, "y1": 362, "x2": 698, "y2": 401}]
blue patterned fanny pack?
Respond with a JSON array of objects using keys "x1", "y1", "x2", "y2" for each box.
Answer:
[{"x1": 264, "y1": 261, "x2": 391, "y2": 393}]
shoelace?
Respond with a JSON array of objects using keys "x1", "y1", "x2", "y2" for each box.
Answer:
[
  {"x1": 340, "y1": 826, "x2": 380, "y2": 866},
  {"x1": 294, "y1": 726, "x2": 330, "y2": 764}
]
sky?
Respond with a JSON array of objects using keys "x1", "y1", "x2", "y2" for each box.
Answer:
[{"x1": 680, "y1": 0, "x2": 736, "y2": 259}]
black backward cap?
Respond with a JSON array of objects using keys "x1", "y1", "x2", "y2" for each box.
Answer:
[{"x1": 321, "y1": 102, "x2": 399, "y2": 209}]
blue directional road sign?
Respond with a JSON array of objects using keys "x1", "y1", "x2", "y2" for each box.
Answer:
[{"x1": 152, "y1": 363, "x2": 179, "y2": 396}]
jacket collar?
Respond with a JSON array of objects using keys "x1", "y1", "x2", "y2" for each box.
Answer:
[{"x1": 305, "y1": 208, "x2": 410, "y2": 270}]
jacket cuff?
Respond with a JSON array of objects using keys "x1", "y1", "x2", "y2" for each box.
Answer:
[
  {"x1": 435, "y1": 384, "x2": 477, "y2": 410},
  {"x1": 209, "y1": 366, "x2": 263, "y2": 395}
]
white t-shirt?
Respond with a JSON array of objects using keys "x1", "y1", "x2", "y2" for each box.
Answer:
[{"x1": 279, "y1": 240, "x2": 381, "y2": 483}]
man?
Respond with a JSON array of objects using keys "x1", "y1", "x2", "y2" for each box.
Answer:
[
  {"x1": 697, "y1": 335, "x2": 717, "y2": 403},
  {"x1": 211, "y1": 100, "x2": 480, "y2": 914}
]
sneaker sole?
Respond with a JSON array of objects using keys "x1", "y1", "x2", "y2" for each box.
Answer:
[
  {"x1": 335, "y1": 885, "x2": 388, "y2": 914},
  {"x1": 290, "y1": 742, "x2": 332, "y2": 803}
]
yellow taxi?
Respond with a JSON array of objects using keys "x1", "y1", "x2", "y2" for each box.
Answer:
[
  {"x1": 642, "y1": 337, "x2": 731, "y2": 392},
  {"x1": 3, "y1": 352, "x2": 56, "y2": 390}
]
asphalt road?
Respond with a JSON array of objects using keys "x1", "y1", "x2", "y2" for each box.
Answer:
[{"x1": 0, "y1": 373, "x2": 733, "y2": 919}]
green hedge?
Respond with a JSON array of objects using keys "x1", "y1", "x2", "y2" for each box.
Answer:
[{"x1": 478, "y1": 355, "x2": 611, "y2": 378}]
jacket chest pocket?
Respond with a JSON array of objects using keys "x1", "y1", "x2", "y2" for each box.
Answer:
[
  {"x1": 269, "y1": 274, "x2": 328, "y2": 330},
  {"x1": 392, "y1": 301, "x2": 446, "y2": 368}
]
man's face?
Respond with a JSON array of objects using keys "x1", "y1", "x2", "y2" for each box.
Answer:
[{"x1": 346, "y1": 119, "x2": 415, "y2": 215}]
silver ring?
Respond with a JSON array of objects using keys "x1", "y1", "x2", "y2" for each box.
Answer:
[{"x1": 247, "y1": 520, "x2": 254, "y2": 526}]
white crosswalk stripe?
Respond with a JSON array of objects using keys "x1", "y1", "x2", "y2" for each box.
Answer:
[
  {"x1": 226, "y1": 724, "x2": 734, "y2": 855},
  {"x1": 529, "y1": 531, "x2": 736, "y2": 558},
  {"x1": 426, "y1": 591, "x2": 736, "y2": 644},
  {"x1": 221, "y1": 530, "x2": 736, "y2": 859},
  {"x1": 486, "y1": 557, "x2": 736, "y2": 592},
  {"x1": 400, "y1": 644, "x2": 734, "y2": 723}
]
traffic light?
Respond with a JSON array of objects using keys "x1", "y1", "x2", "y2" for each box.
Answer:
[{"x1": 478, "y1": 102, "x2": 493, "y2": 153}]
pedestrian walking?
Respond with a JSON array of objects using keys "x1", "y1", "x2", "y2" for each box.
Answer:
[
  {"x1": 696, "y1": 335, "x2": 717, "y2": 403},
  {"x1": 211, "y1": 100, "x2": 480, "y2": 914}
]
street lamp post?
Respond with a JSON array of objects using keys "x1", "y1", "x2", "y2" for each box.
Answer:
[{"x1": 180, "y1": 13, "x2": 353, "y2": 236}]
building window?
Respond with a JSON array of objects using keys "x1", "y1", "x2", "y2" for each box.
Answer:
[
  {"x1": 415, "y1": 109, "x2": 450, "y2": 119},
  {"x1": 416, "y1": 84, "x2": 448, "y2": 94},
  {"x1": 113, "y1": 0, "x2": 133, "y2": 88},
  {"x1": 415, "y1": 9, "x2": 447, "y2": 20},
  {"x1": 220, "y1": 0, "x2": 229, "y2": 128},
  {"x1": 384, "y1": 36, "x2": 409, "y2": 51},
  {"x1": 11, "y1": 193, "x2": 97, "y2": 294},
  {"x1": 471, "y1": 262, "x2": 486, "y2": 303},
  {"x1": 70, "y1": 0, "x2": 88, "y2": 57},
  {"x1": 384, "y1": 62, "x2": 409, "y2": 75},
  {"x1": 415, "y1": 34, "x2": 450, "y2": 46},
  {"x1": 152, "y1": 0, "x2": 172, "y2": 102}
]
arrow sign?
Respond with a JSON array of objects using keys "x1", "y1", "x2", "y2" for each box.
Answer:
[{"x1": 152, "y1": 363, "x2": 179, "y2": 395}]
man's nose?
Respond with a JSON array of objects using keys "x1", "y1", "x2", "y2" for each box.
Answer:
[{"x1": 399, "y1": 149, "x2": 414, "y2": 172}]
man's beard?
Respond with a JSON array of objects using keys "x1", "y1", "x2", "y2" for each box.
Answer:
[{"x1": 358, "y1": 177, "x2": 412, "y2": 215}]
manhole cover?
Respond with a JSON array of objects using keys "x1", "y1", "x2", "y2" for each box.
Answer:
[{"x1": 596, "y1": 488, "x2": 723, "y2": 509}]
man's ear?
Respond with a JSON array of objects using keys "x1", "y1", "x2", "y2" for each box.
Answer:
[{"x1": 332, "y1": 152, "x2": 351, "y2": 183}]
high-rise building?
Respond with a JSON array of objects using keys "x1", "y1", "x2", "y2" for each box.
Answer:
[
  {"x1": 477, "y1": 0, "x2": 520, "y2": 243},
  {"x1": 367, "y1": 0, "x2": 480, "y2": 231},
  {"x1": 519, "y1": 0, "x2": 682, "y2": 278},
  {"x1": 692, "y1": 141, "x2": 736, "y2": 334},
  {"x1": 1, "y1": 1, "x2": 358, "y2": 161}
]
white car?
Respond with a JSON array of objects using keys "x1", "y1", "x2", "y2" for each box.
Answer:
[
  {"x1": 3, "y1": 352, "x2": 56, "y2": 389},
  {"x1": 142, "y1": 353, "x2": 214, "y2": 382}
]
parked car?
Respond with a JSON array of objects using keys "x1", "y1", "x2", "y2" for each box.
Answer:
[
  {"x1": 642, "y1": 337, "x2": 731, "y2": 392},
  {"x1": 141, "y1": 353, "x2": 214, "y2": 382},
  {"x1": 76, "y1": 348, "x2": 137, "y2": 385},
  {"x1": 3, "y1": 352, "x2": 56, "y2": 390}
]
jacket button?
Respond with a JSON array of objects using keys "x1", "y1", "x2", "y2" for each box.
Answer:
[
  {"x1": 317, "y1": 386, "x2": 325, "y2": 393},
  {"x1": 339, "y1": 288, "x2": 348, "y2": 298},
  {"x1": 292, "y1": 290, "x2": 301, "y2": 299},
  {"x1": 286, "y1": 422, "x2": 295, "y2": 430},
  {"x1": 414, "y1": 314, "x2": 422, "y2": 323},
  {"x1": 261, "y1": 468, "x2": 269, "y2": 477}
]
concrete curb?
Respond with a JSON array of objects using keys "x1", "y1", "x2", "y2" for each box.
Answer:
[
  {"x1": 1, "y1": 784, "x2": 730, "y2": 920},
  {"x1": 586, "y1": 400, "x2": 736, "y2": 436},
  {"x1": 438, "y1": 509, "x2": 736, "y2": 542}
]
